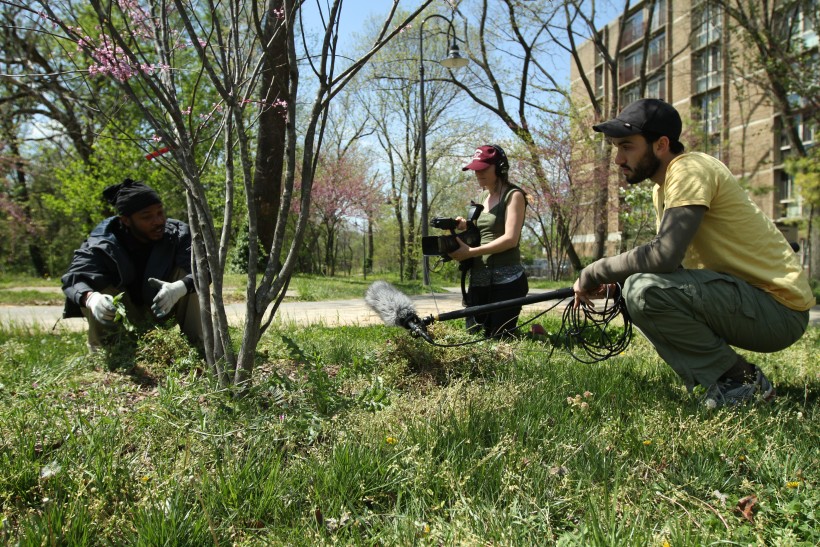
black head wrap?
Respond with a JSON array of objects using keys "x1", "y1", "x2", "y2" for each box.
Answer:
[{"x1": 102, "y1": 178, "x2": 162, "y2": 216}]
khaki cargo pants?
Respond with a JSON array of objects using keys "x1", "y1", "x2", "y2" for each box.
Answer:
[
  {"x1": 622, "y1": 269, "x2": 809, "y2": 390},
  {"x1": 82, "y1": 269, "x2": 203, "y2": 352}
]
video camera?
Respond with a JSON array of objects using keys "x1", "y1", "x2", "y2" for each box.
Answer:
[{"x1": 421, "y1": 201, "x2": 483, "y2": 259}]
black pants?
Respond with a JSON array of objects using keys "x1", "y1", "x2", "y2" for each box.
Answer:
[{"x1": 465, "y1": 274, "x2": 529, "y2": 338}]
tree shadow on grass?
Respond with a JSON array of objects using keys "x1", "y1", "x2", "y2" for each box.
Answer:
[
  {"x1": 770, "y1": 382, "x2": 820, "y2": 409},
  {"x1": 101, "y1": 340, "x2": 159, "y2": 389}
]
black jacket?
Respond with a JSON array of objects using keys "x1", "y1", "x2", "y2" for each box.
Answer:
[{"x1": 61, "y1": 217, "x2": 194, "y2": 318}]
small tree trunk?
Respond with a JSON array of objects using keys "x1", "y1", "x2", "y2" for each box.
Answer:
[{"x1": 810, "y1": 205, "x2": 819, "y2": 280}]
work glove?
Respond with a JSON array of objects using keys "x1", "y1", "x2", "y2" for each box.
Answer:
[
  {"x1": 86, "y1": 291, "x2": 116, "y2": 326},
  {"x1": 148, "y1": 278, "x2": 188, "y2": 318}
]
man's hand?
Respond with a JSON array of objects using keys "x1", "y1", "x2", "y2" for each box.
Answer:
[
  {"x1": 573, "y1": 280, "x2": 619, "y2": 309},
  {"x1": 86, "y1": 292, "x2": 116, "y2": 325},
  {"x1": 148, "y1": 278, "x2": 187, "y2": 317}
]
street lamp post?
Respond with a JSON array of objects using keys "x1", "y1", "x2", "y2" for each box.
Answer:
[{"x1": 419, "y1": 14, "x2": 468, "y2": 285}]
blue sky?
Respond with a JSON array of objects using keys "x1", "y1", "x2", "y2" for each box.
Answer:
[{"x1": 299, "y1": 0, "x2": 623, "y2": 86}]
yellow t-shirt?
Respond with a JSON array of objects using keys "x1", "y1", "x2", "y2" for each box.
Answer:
[{"x1": 654, "y1": 152, "x2": 815, "y2": 311}]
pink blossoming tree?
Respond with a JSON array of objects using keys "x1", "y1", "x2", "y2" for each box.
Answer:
[{"x1": 293, "y1": 151, "x2": 382, "y2": 276}]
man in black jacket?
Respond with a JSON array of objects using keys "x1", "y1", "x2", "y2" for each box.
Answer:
[{"x1": 62, "y1": 179, "x2": 203, "y2": 352}]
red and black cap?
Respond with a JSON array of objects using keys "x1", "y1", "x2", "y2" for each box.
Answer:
[{"x1": 462, "y1": 145, "x2": 504, "y2": 171}]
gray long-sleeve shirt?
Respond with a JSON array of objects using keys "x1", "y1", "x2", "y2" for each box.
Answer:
[{"x1": 579, "y1": 205, "x2": 706, "y2": 290}]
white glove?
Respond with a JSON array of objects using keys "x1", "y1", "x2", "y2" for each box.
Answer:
[
  {"x1": 86, "y1": 292, "x2": 116, "y2": 325},
  {"x1": 148, "y1": 278, "x2": 188, "y2": 317}
]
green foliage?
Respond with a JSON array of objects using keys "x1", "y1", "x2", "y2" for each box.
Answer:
[
  {"x1": 46, "y1": 140, "x2": 181, "y2": 235},
  {"x1": 0, "y1": 289, "x2": 63, "y2": 306},
  {"x1": 226, "y1": 222, "x2": 266, "y2": 274},
  {"x1": 619, "y1": 184, "x2": 657, "y2": 250},
  {"x1": 810, "y1": 278, "x2": 820, "y2": 302},
  {"x1": 786, "y1": 148, "x2": 820, "y2": 208},
  {"x1": 111, "y1": 292, "x2": 135, "y2": 332}
]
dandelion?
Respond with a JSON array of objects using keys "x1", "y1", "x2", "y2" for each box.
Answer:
[
  {"x1": 662, "y1": 541, "x2": 671, "y2": 547},
  {"x1": 40, "y1": 461, "x2": 61, "y2": 480},
  {"x1": 712, "y1": 489, "x2": 727, "y2": 506},
  {"x1": 786, "y1": 481, "x2": 800, "y2": 489},
  {"x1": 385, "y1": 436, "x2": 398, "y2": 445},
  {"x1": 738, "y1": 455, "x2": 746, "y2": 462},
  {"x1": 643, "y1": 439, "x2": 652, "y2": 446},
  {"x1": 141, "y1": 475, "x2": 150, "y2": 483}
]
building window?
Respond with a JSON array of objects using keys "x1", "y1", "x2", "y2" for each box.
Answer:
[
  {"x1": 595, "y1": 65, "x2": 604, "y2": 97},
  {"x1": 650, "y1": 0, "x2": 667, "y2": 31},
  {"x1": 791, "y1": 0, "x2": 818, "y2": 48},
  {"x1": 620, "y1": 83, "x2": 640, "y2": 107},
  {"x1": 706, "y1": 134, "x2": 723, "y2": 161},
  {"x1": 693, "y1": 2, "x2": 722, "y2": 49},
  {"x1": 693, "y1": 44, "x2": 722, "y2": 93},
  {"x1": 619, "y1": 49, "x2": 642, "y2": 84},
  {"x1": 779, "y1": 113, "x2": 817, "y2": 158},
  {"x1": 777, "y1": 170, "x2": 803, "y2": 219},
  {"x1": 646, "y1": 74, "x2": 666, "y2": 100},
  {"x1": 648, "y1": 33, "x2": 666, "y2": 70},
  {"x1": 695, "y1": 89, "x2": 722, "y2": 135},
  {"x1": 622, "y1": 10, "x2": 645, "y2": 45},
  {"x1": 798, "y1": 113, "x2": 817, "y2": 145}
]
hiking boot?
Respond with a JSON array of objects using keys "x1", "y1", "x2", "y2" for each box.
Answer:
[{"x1": 703, "y1": 365, "x2": 776, "y2": 409}]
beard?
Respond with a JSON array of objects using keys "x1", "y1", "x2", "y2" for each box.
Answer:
[
  {"x1": 123, "y1": 221, "x2": 165, "y2": 243},
  {"x1": 624, "y1": 147, "x2": 661, "y2": 184}
]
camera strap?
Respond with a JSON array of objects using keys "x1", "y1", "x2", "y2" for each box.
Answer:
[{"x1": 459, "y1": 258, "x2": 473, "y2": 303}]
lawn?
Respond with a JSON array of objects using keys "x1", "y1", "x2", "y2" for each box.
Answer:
[
  {"x1": 1, "y1": 290, "x2": 817, "y2": 544},
  {"x1": 0, "y1": 272, "x2": 509, "y2": 306}
]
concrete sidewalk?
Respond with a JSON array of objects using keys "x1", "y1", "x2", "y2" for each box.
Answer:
[{"x1": 0, "y1": 289, "x2": 575, "y2": 331}]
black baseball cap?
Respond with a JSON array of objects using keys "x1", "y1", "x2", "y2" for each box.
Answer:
[{"x1": 593, "y1": 98, "x2": 682, "y2": 141}]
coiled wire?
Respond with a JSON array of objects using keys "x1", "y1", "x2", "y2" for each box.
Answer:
[
  {"x1": 555, "y1": 290, "x2": 632, "y2": 364},
  {"x1": 425, "y1": 285, "x2": 633, "y2": 365}
]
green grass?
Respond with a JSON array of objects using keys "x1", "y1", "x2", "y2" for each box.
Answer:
[
  {"x1": 1, "y1": 309, "x2": 817, "y2": 544},
  {"x1": 1, "y1": 273, "x2": 448, "y2": 305},
  {"x1": 0, "y1": 289, "x2": 64, "y2": 306}
]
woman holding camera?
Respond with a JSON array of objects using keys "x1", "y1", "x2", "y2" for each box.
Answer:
[{"x1": 448, "y1": 145, "x2": 528, "y2": 337}]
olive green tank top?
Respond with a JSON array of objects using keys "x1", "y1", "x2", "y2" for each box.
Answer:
[{"x1": 473, "y1": 185, "x2": 524, "y2": 273}]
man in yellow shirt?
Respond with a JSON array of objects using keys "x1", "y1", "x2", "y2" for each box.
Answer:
[{"x1": 574, "y1": 99, "x2": 814, "y2": 408}]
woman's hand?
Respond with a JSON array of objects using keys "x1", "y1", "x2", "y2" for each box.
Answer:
[{"x1": 447, "y1": 238, "x2": 474, "y2": 262}]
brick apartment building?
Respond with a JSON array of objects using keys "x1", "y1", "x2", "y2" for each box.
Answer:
[{"x1": 569, "y1": 0, "x2": 817, "y2": 259}]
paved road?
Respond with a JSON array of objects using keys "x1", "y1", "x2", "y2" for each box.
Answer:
[
  {"x1": 0, "y1": 290, "x2": 476, "y2": 331},
  {"x1": 1, "y1": 287, "x2": 818, "y2": 331}
]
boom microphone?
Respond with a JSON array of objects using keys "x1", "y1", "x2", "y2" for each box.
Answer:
[{"x1": 365, "y1": 281, "x2": 433, "y2": 342}]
